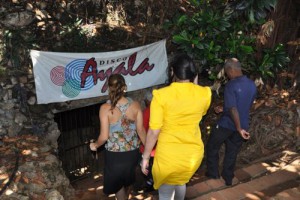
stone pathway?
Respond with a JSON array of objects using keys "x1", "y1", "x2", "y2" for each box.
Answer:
[
  {"x1": 72, "y1": 167, "x2": 158, "y2": 200},
  {"x1": 72, "y1": 150, "x2": 299, "y2": 200}
]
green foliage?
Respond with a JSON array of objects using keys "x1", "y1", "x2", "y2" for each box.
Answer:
[
  {"x1": 256, "y1": 44, "x2": 290, "y2": 79},
  {"x1": 58, "y1": 18, "x2": 89, "y2": 52},
  {"x1": 2, "y1": 29, "x2": 36, "y2": 70},
  {"x1": 226, "y1": 0, "x2": 278, "y2": 23},
  {"x1": 0, "y1": 0, "x2": 288, "y2": 85},
  {"x1": 0, "y1": 66, "x2": 6, "y2": 79},
  {"x1": 171, "y1": 6, "x2": 233, "y2": 76},
  {"x1": 170, "y1": 3, "x2": 256, "y2": 79},
  {"x1": 168, "y1": 0, "x2": 289, "y2": 83}
]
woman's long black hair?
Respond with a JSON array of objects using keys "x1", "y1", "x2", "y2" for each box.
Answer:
[{"x1": 170, "y1": 54, "x2": 197, "y2": 82}]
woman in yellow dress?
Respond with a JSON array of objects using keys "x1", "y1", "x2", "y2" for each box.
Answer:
[{"x1": 141, "y1": 54, "x2": 211, "y2": 199}]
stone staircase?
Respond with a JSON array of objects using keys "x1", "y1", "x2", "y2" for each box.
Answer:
[
  {"x1": 72, "y1": 150, "x2": 299, "y2": 200},
  {"x1": 185, "y1": 150, "x2": 300, "y2": 200}
]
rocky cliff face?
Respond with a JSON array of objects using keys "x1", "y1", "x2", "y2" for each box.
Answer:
[{"x1": 0, "y1": 63, "x2": 148, "y2": 199}]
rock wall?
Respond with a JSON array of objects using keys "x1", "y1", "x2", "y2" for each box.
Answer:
[
  {"x1": 0, "y1": 63, "x2": 151, "y2": 199},
  {"x1": 0, "y1": 1, "x2": 172, "y2": 198},
  {"x1": 1, "y1": 135, "x2": 74, "y2": 200},
  {"x1": 0, "y1": 70, "x2": 75, "y2": 198}
]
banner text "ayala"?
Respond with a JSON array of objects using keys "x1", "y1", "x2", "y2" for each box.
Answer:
[{"x1": 80, "y1": 52, "x2": 155, "y2": 92}]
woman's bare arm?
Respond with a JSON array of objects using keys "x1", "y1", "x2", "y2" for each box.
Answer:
[
  {"x1": 134, "y1": 102, "x2": 146, "y2": 145},
  {"x1": 141, "y1": 129, "x2": 160, "y2": 175},
  {"x1": 90, "y1": 104, "x2": 110, "y2": 150}
]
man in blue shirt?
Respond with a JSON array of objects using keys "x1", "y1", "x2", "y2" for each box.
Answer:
[{"x1": 205, "y1": 58, "x2": 257, "y2": 186}]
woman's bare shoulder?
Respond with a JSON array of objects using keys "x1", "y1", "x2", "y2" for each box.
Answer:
[
  {"x1": 129, "y1": 100, "x2": 142, "y2": 110},
  {"x1": 100, "y1": 103, "x2": 111, "y2": 112}
]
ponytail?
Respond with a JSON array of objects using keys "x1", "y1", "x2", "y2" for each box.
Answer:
[{"x1": 108, "y1": 74, "x2": 127, "y2": 111}]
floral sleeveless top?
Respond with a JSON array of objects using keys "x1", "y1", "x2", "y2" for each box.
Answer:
[{"x1": 105, "y1": 97, "x2": 140, "y2": 152}]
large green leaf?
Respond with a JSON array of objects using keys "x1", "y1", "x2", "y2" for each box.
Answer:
[
  {"x1": 240, "y1": 45, "x2": 254, "y2": 53},
  {"x1": 173, "y1": 35, "x2": 189, "y2": 44},
  {"x1": 177, "y1": 15, "x2": 188, "y2": 26},
  {"x1": 196, "y1": 43, "x2": 204, "y2": 49}
]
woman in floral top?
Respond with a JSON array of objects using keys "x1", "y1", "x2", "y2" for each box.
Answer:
[{"x1": 90, "y1": 74, "x2": 146, "y2": 200}]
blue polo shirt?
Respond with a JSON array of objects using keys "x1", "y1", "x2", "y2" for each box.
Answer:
[{"x1": 217, "y1": 75, "x2": 257, "y2": 131}]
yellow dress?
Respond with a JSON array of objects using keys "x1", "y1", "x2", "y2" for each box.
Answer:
[{"x1": 149, "y1": 82, "x2": 211, "y2": 189}]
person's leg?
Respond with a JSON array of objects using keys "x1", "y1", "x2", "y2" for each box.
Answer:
[
  {"x1": 123, "y1": 149, "x2": 139, "y2": 196},
  {"x1": 221, "y1": 132, "x2": 244, "y2": 185},
  {"x1": 206, "y1": 125, "x2": 230, "y2": 178},
  {"x1": 158, "y1": 184, "x2": 175, "y2": 200},
  {"x1": 106, "y1": 150, "x2": 139, "y2": 198},
  {"x1": 174, "y1": 184, "x2": 186, "y2": 200},
  {"x1": 103, "y1": 150, "x2": 123, "y2": 196},
  {"x1": 115, "y1": 187, "x2": 127, "y2": 200}
]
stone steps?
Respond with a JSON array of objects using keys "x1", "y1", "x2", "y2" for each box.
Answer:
[
  {"x1": 72, "y1": 151, "x2": 299, "y2": 199},
  {"x1": 269, "y1": 186, "x2": 300, "y2": 200},
  {"x1": 186, "y1": 152, "x2": 299, "y2": 200}
]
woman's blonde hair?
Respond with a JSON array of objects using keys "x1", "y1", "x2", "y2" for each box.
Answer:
[{"x1": 108, "y1": 74, "x2": 127, "y2": 110}]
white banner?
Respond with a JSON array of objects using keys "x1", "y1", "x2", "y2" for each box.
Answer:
[{"x1": 30, "y1": 40, "x2": 168, "y2": 104}]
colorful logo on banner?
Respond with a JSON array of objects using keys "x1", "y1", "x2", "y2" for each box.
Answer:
[{"x1": 49, "y1": 52, "x2": 154, "y2": 98}]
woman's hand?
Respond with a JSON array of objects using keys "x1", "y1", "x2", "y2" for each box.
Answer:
[
  {"x1": 141, "y1": 156, "x2": 150, "y2": 175},
  {"x1": 90, "y1": 142, "x2": 98, "y2": 151}
]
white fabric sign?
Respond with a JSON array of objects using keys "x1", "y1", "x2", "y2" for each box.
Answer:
[{"x1": 30, "y1": 40, "x2": 168, "y2": 104}]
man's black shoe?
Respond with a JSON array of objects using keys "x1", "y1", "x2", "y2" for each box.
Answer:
[
  {"x1": 224, "y1": 181, "x2": 232, "y2": 186},
  {"x1": 221, "y1": 176, "x2": 232, "y2": 186}
]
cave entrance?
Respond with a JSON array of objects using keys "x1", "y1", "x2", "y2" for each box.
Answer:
[{"x1": 54, "y1": 102, "x2": 104, "y2": 182}]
